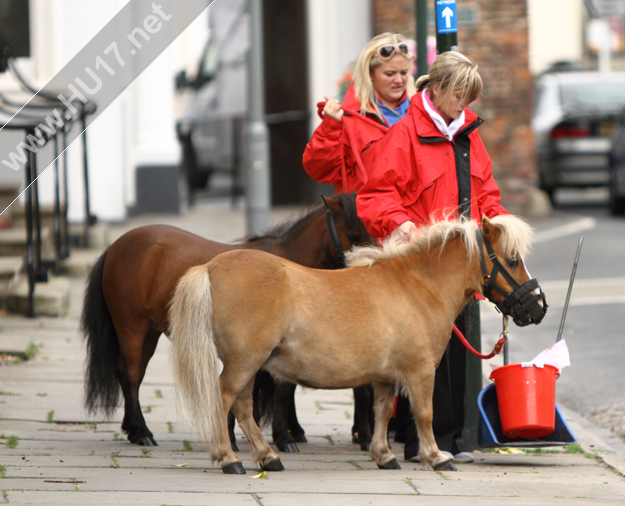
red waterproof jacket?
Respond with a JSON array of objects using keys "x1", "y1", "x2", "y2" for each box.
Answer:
[
  {"x1": 356, "y1": 91, "x2": 508, "y2": 239},
  {"x1": 302, "y1": 84, "x2": 390, "y2": 193}
]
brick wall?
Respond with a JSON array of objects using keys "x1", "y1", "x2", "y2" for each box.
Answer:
[{"x1": 373, "y1": 0, "x2": 537, "y2": 214}]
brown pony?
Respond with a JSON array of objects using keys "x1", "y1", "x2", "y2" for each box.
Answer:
[
  {"x1": 81, "y1": 194, "x2": 373, "y2": 448},
  {"x1": 168, "y1": 214, "x2": 547, "y2": 474}
]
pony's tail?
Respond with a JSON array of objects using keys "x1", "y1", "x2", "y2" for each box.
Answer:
[
  {"x1": 169, "y1": 265, "x2": 226, "y2": 455},
  {"x1": 81, "y1": 250, "x2": 120, "y2": 417}
]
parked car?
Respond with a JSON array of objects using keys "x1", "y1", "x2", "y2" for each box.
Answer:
[
  {"x1": 175, "y1": 0, "x2": 247, "y2": 198},
  {"x1": 532, "y1": 71, "x2": 625, "y2": 201},
  {"x1": 609, "y1": 115, "x2": 625, "y2": 215}
]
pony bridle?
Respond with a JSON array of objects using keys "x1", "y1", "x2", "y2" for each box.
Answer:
[
  {"x1": 326, "y1": 210, "x2": 347, "y2": 268},
  {"x1": 476, "y1": 228, "x2": 547, "y2": 326}
]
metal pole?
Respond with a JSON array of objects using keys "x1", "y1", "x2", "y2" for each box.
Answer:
[
  {"x1": 416, "y1": 0, "x2": 428, "y2": 77},
  {"x1": 433, "y1": 0, "x2": 458, "y2": 53},
  {"x1": 244, "y1": 0, "x2": 271, "y2": 235}
]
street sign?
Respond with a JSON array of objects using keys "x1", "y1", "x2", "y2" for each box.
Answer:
[{"x1": 435, "y1": 0, "x2": 458, "y2": 34}]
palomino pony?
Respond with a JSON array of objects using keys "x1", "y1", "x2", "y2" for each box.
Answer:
[
  {"x1": 81, "y1": 194, "x2": 373, "y2": 450},
  {"x1": 168, "y1": 214, "x2": 547, "y2": 474}
]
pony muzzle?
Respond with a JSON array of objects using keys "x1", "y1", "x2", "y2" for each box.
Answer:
[{"x1": 495, "y1": 278, "x2": 548, "y2": 327}]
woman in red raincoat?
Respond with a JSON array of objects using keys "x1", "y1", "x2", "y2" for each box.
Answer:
[
  {"x1": 303, "y1": 32, "x2": 416, "y2": 194},
  {"x1": 303, "y1": 32, "x2": 415, "y2": 449},
  {"x1": 357, "y1": 51, "x2": 509, "y2": 464}
]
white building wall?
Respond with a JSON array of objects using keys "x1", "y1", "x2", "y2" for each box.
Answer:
[
  {"x1": 528, "y1": 0, "x2": 585, "y2": 74},
  {"x1": 0, "y1": 0, "x2": 209, "y2": 223},
  {"x1": 306, "y1": 0, "x2": 372, "y2": 135}
]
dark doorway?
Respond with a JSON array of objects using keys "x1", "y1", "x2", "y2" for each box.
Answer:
[{"x1": 263, "y1": 0, "x2": 316, "y2": 205}]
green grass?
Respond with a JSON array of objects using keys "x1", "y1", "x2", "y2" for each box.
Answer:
[
  {"x1": 347, "y1": 460, "x2": 364, "y2": 470},
  {"x1": 142, "y1": 405, "x2": 154, "y2": 414},
  {"x1": 565, "y1": 443, "x2": 597, "y2": 459},
  {"x1": 1, "y1": 489, "x2": 8, "y2": 503},
  {"x1": 36, "y1": 393, "x2": 48, "y2": 397},
  {"x1": 182, "y1": 440, "x2": 193, "y2": 452},
  {"x1": 5, "y1": 436, "x2": 17, "y2": 449},
  {"x1": 154, "y1": 389, "x2": 163, "y2": 399},
  {"x1": 0, "y1": 465, "x2": 6, "y2": 479},
  {"x1": 0, "y1": 391, "x2": 21, "y2": 397},
  {"x1": 113, "y1": 433, "x2": 124, "y2": 442},
  {"x1": 140, "y1": 448, "x2": 151, "y2": 458},
  {"x1": 109, "y1": 453, "x2": 120, "y2": 468},
  {"x1": 25, "y1": 342, "x2": 40, "y2": 359},
  {"x1": 167, "y1": 422, "x2": 174, "y2": 434},
  {"x1": 46, "y1": 410, "x2": 54, "y2": 423}
]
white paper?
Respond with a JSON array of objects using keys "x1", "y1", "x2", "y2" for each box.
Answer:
[{"x1": 521, "y1": 340, "x2": 571, "y2": 373}]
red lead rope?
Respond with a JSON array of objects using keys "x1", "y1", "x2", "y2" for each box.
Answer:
[{"x1": 452, "y1": 324, "x2": 507, "y2": 359}]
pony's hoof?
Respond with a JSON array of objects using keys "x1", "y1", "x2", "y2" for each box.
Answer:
[
  {"x1": 261, "y1": 458, "x2": 285, "y2": 472},
  {"x1": 222, "y1": 462, "x2": 246, "y2": 474},
  {"x1": 376, "y1": 458, "x2": 401, "y2": 470},
  {"x1": 230, "y1": 440, "x2": 239, "y2": 452},
  {"x1": 433, "y1": 460, "x2": 458, "y2": 472},
  {"x1": 292, "y1": 434, "x2": 307, "y2": 443},
  {"x1": 137, "y1": 436, "x2": 158, "y2": 446},
  {"x1": 278, "y1": 442, "x2": 299, "y2": 453},
  {"x1": 360, "y1": 442, "x2": 371, "y2": 452}
]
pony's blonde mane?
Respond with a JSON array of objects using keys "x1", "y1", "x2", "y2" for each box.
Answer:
[{"x1": 345, "y1": 214, "x2": 533, "y2": 268}]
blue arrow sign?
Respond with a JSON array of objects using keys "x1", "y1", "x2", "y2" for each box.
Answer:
[{"x1": 435, "y1": 0, "x2": 458, "y2": 34}]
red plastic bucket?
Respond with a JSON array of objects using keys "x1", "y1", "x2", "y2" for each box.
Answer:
[{"x1": 489, "y1": 364, "x2": 559, "y2": 439}]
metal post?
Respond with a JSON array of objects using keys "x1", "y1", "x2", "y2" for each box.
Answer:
[
  {"x1": 244, "y1": 0, "x2": 271, "y2": 235},
  {"x1": 434, "y1": 0, "x2": 458, "y2": 53},
  {"x1": 81, "y1": 109, "x2": 92, "y2": 247},
  {"x1": 416, "y1": 0, "x2": 428, "y2": 77},
  {"x1": 245, "y1": 0, "x2": 271, "y2": 234},
  {"x1": 463, "y1": 297, "x2": 482, "y2": 450}
]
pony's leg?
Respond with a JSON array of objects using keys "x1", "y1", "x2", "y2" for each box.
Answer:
[
  {"x1": 272, "y1": 380, "x2": 301, "y2": 452},
  {"x1": 232, "y1": 378, "x2": 284, "y2": 471},
  {"x1": 227, "y1": 411, "x2": 239, "y2": 452},
  {"x1": 370, "y1": 383, "x2": 401, "y2": 470},
  {"x1": 352, "y1": 385, "x2": 373, "y2": 451},
  {"x1": 286, "y1": 384, "x2": 307, "y2": 444},
  {"x1": 405, "y1": 373, "x2": 457, "y2": 471},
  {"x1": 117, "y1": 324, "x2": 160, "y2": 446}
]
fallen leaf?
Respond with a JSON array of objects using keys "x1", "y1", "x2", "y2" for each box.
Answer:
[
  {"x1": 175, "y1": 462, "x2": 188, "y2": 468},
  {"x1": 251, "y1": 471, "x2": 267, "y2": 479}
]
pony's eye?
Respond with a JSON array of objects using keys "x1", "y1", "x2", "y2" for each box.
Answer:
[
  {"x1": 507, "y1": 258, "x2": 519, "y2": 269},
  {"x1": 347, "y1": 233, "x2": 359, "y2": 243}
]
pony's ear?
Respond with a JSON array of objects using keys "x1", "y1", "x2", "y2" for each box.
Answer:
[
  {"x1": 481, "y1": 214, "x2": 500, "y2": 241},
  {"x1": 320, "y1": 194, "x2": 339, "y2": 213}
]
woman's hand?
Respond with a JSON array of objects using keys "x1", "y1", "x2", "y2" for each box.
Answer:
[
  {"x1": 394, "y1": 220, "x2": 418, "y2": 244},
  {"x1": 322, "y1": 96, "x2": 344, "y2": 122}
]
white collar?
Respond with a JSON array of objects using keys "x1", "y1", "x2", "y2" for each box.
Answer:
[{"x1": 422, "y1": 90, "x2": 465, "y2": 141}]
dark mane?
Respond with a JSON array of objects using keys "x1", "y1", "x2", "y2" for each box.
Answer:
[{"x1": 241, "y1": 193, "x2": 358, "y2": 243}]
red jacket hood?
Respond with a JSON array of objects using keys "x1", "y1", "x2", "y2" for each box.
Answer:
[{"x1": 410, "y1": 91, "x2": 480, "y2": 139}]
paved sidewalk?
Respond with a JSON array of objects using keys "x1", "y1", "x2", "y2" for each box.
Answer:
[{"x1": 1, "y1": 199, "x2": 625, "y2": 505}]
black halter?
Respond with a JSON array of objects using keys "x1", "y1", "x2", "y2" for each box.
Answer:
[
  {"x1": 476, "y1": 228, "x2": 547, "y2": 327},
  {"x1": 326, "y1": 209, "x2": 347, "y2": 268}
]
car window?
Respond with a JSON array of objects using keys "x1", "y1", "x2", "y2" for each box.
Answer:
[
  {"x1": 561, "y1": 82, "x2": 625, "y2": 110},
  {"x1": 195, "y1": 42, "x2": 218, "y2": 87}
]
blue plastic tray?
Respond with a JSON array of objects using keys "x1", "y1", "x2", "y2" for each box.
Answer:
[{"x1": 477, "y1": 383, "x2": 577, "y2": 448}]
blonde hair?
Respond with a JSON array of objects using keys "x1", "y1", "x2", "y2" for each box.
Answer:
[
  {"x1": 353, "y1": 32, "x2": 416, "y2": 119},
  {"x1": 415, "y1": 52, "x2": 482, "y2": 112}
]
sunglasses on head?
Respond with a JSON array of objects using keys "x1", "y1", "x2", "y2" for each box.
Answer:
[{"x1": 378, "y1": 43, "x2": 409, "y2": 59}]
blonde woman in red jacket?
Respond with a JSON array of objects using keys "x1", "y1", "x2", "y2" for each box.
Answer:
[
  {"x1": 357, "y1": 52, "x2": 509, "y2": 464},
  {"x1": 303, "y1": 32, "x2": 416, "y2": 193}
]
